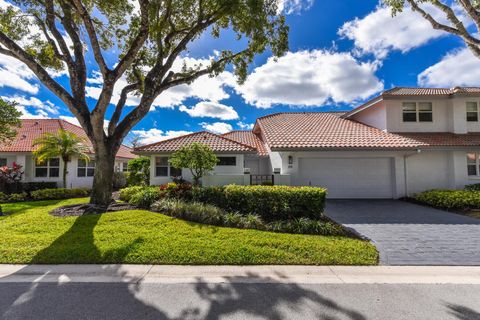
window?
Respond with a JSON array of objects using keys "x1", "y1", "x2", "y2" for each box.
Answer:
[
  {"x1": 217, "y1": 156, "x2": 236, "y2": 166},
  {"x1": 35, "y1": 158, "x2": 60, "y2": 178},
  {"x1": 170, "y1": 166, "x2": 182, "y2": 177},
  {"x1": 122, "y1": 162, "x2": 128, "y2": 172},
  {"x1": 467, "y1": 102, "x2": 479, "y2": 122},
  {"x1": 402, "y1": 102, "x2": 433, "y2": 122},
  {"x1": 467, "y1": 153, "x2": 480, "y2": 176},
  {"x1": 0, "y1": 158, "x2": 6, "y2": 167},
  {"x1": 155, "y1": 157, "x2": 168, "y2": 176},
  {"x1": 77, "y1": 159, "x2": 95, "y2": 177}
]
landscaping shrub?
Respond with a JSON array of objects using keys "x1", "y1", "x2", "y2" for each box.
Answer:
[
  {"x1": 194, "y1": 185, "x2": 326, "y2": 220},
  {"x1": 414, "y1": 189, "x2": 480, "y2": 210},
  {"x1": 151, "y1": 198, "x2": 224, "y2": 225},
  {"x1": 30, "y1": 188, "x2": 90, "y2": 200},
  {"x1": 21, "y1": 182, "x2": 58, "y2": 193},
  {"x1": 0, "y1": 191, "x2": 8, "y2": 203},
  {"x1": 465, "y1": 183, "x2": 480, "y2": 191},
  {"x1": 8, "y1": 192, "x2": 28, "y2": 202},
  {"x1": 119, "y1": 186, "x2": 145, "y2": 202},
  {"x1": 128, "y1": 187, "x2": 163, "y2": 208},
  {"x1": 113, "y1": 172, "x2": 127, "y2": 190},
  {"x1": 266, "y1": 218, "x2": 344, "y2": 236},
  {"x1": 160, "y1": 182, "x2": 193, "y2": 200}
]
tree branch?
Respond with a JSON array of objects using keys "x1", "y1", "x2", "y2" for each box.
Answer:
[
  {"x1": 107, "y1": 83, "x2": 140, "y2": 136},
  {"x1": 458, "y1": 0, "x2": 480, "y2": 33}
]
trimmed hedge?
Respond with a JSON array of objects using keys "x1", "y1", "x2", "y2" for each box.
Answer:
[
  {"x1": 414, "y1": 189, "x2": 480, "y2": 210},
  {"x1": 0, "y1": 181, "x2": 57, "y2": 194},
  {"x1": 151, "y1": 198, "x2": 344, "y2": 236},
  {"x1": 465, "y1": 183, "x2": 480, "y2": 191},
  {"x1": 30, "y1": 188, "x2": 90, "y2": 200},
  {"x1": 192, "y1": 185, "x2": 327, "y2": 220},
  {"x1": 119, "y1": 186, "x2": 145, "y2": 202}
]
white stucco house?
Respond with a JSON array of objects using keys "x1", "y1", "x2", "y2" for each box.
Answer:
[
  {"x1": 136, "y1": 86, "x2": 480, "y2": 199},
  {"x1": 0, "y1": 119, "x2": 136, "y2": 188}
]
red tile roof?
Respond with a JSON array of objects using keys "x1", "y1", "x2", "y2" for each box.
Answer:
[
  {"x1": 396, "y1": 132, "x2": 480, "y2": 147},
  {"x1": 343, "y1": 87, "x2": 480, "y2": 119},
  {"x1": 222, "y1": 131, "x2": 269, "y2": 156},
  {"x1": 135, "y1": 131, "x2": 256, "y2": 153},
  {"x1": 0, "y1": 119, "x2": 136, "y2": 159},
  {"x1": 254, "y1": 112, "x2": 422, "y2": 149}
]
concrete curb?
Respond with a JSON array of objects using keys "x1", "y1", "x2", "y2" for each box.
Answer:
[{"x1": 0, "y1": 265, "x2": 479, "y2": 284}]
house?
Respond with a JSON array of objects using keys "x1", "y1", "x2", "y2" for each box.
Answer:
[
  {"x1": 134, "y1": 86, "x2": 480, "y2": 199},
  {"x1": 0, "y1": 119, "x2": 136, "y2": 188}
]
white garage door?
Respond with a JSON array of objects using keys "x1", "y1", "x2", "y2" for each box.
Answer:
[{"x1": 298, "y1": 158, "x2": 394, "y2": 198}]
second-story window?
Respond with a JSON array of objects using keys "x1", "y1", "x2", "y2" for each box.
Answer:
[
  {"x1": 467, "y1": 102, "x2": 479, "y2": 122},
  {"x1": 402, "y1": 102, "x2": 433, "y2": 122}
]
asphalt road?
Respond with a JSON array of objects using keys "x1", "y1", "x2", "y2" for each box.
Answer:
[{"x1": 0, "y1": 282, "x2": 479, "y2": 320}]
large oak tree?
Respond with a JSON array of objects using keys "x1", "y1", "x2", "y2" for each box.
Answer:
[
  {"x1": 0, "y1": 0, "x2": 288, "y2": 207},
  {"x1": 384, "y1": 0, "x2": 480, "y2": 59}
]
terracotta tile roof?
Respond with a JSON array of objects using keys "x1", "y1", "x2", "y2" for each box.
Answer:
[
  {"x1": 222, "y1": 131, "x2": 269, "y2": 156},
  {"x1": 343, "y1": 87, "x2": 480, "y2": 119},
  {"x1": 255, "y1": 112, "x2": 421, "y2": 149},
  {"x1": 0, "y1": 119, "x2": 136, "y2": 159},
  {"x1": 396, "y1": 132, "x2": 480, "y2": 147},
  {"x1": 135, "y1": 131, "x2": 256, "y2": 153}
]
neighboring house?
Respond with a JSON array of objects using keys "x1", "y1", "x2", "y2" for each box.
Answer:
[
  {"x1": 135, "y1": 86, "x2": 480, "y2": 199},
  {"x1": 0, "y1": 119, "x2": 136, "y2": 188}
]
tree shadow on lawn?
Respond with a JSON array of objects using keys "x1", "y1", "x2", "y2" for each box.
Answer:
[
  {"x1": 446, "y1": 303, "x2": 480, "y2": 320},
  {"x1": 0, "y1": 199, "x2": 65, "y2": 216}
]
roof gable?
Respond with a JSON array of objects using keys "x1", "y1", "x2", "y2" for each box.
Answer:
[
  {"x1": 222, "y1": 131, "x2": 268, "y2": 156},
  {"x1": 135, "y1": 131, "x2": 256, "y2": 153}
]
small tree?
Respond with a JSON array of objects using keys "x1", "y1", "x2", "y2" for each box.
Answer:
[
  {"x1": 33, "y1": 129, "x2": 91, "y2": 188},
  {"x1": 0, "y1": 99, "x2": 21, "y2": 144},
  {"x1": 169, "y1": 143, "x2": 218, "y2": 186},
  {"x1": 127, "y1": 156, "x2": 150, "y2": 186}
]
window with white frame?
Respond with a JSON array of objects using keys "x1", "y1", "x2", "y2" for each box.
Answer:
[
  {"x1": 122, "y1": 162, "x2": 128, "y2": 172},
  {"x1": 155, "y1": 157, "x2": 182, "y2": 177},
  {"x1": 0, "y1": 158, "x2": 6, "y2": 167},
  {"x1": 467, "y1": 153, "x2": 480, "y2": 176},
  {"x1": 467, "y1": 102, "x2": 479, "y2": 122},
  {"x1": 77, "y1": 159, "x2": 95, "y2": 177},
  {"x1": 402, "y1": 102, "x2": 433, "y2": 122},
  {"x1": 35, "y1": 158, "x2": 60, "y2": 178}
]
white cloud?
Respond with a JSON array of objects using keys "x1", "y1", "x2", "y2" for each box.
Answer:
[
  {"x1": 15, "y1": 106, "x2": 49, "y2": 119},
  {"x1": 234, "y1": 50, "x2": 383, "y2": 108},
  {"x1": 237, "y1": 121, "x2": 254, "y2": 130},
  {"x1": 200, "y1": 122, "x2": 233, "y2": 134},
  {"x1": 131, "y1": 128, "x2": 193, "y2": 145},
  {"x1": 339, "y1": 4, "x2": 470, "y2": 59},
  {"x1": 59, "y1": 115, "x2": 81, "y2": 126},
  {"x1": 418, "y1": 47, "x2": 480, "y2": 87},
  {"x1": 86, "y1": 56, "x2": 235, "y2": 109},
  {"x1": 179, "y1": 101, "x2": 239, "y2": 120},
  {"x1": 0, "y1": 55, "x2": 39, "y2": 94},
  {"x1": 278, "y1": 0, "x2": 314, "y2": 14},
  {"x1": 2, "y1": 95, "x2": 58, "y2": 115}
]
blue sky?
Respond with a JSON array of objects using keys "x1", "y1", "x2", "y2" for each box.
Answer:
[{"x1": 0, "y1": 0, "x2": 477, "y2": 145}]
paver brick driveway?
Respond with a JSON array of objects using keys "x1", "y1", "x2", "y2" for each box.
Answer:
[{"x1": 324, "y1": 200, "x2": 480, "y2": 265}]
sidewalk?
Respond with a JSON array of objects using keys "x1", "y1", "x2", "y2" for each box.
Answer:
[{"x1": 0, "y1": 265, "x2": 479, "y2": 284}]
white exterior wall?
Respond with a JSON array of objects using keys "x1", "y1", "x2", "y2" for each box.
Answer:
[{"x1": 350, "y1": 101, "x2": 387, "y2": 130}]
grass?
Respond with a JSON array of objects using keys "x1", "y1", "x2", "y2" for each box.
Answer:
[{"x1": 0, "y1": 198, "x2": 378, "y2": 265}]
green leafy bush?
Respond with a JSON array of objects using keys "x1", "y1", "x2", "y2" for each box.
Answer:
[
  {"x1": 127, "y1": 157, "x2": 150, "y2": 186},
  {"x1": 0, "y1": 191, "x2": 7, "y2": 203},
  {"x1": 8, "y1": 192, "x2": 28, "y2": 202},
  {"x1": 128, "y1": 187, "x2": 163, "y2": 209},
  {"x1": 465, "y1": 183, "x2": 480, "y2": 191},
  {"x1": 266, "y1": 218, "x2": 344, "y2": 236},
  {"x1": 414, "y1": 189, "x2": 480, "y2": 210},
  {"x1": 152, "y1": 198, "x2": 224, "y2": 225},
  {"x1": 194, "y1": 185, "x2": 326, "y2": 220},
  {"x1": 119, "y1": 186, "x2": 145, "y2": 202},
  {"x1": 159, "y1": 182, "x2": 193, "y2": 200},
  {"x1": 113, "y1": 172, "x2": 127, "y2": 190},
  {"x1": 30, "y1": 188, "x2": 90, "y2": 200}
]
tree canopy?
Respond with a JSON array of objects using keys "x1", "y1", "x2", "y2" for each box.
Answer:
[
  {"x1": 384, "y1": 0, "x2": 480, "y2": 59},
  {"x1": 0, "y1": 0, "x2": 289, "y2": 206},
  {"x1": 0, "y1": 98, "x2": 21, "y2": 144},
  {"x1": 169, "y1": 142, "x2": 218, "y2": 186}
]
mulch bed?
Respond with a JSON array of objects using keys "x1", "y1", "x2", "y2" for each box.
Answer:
[{"x1": 49, "y1": 202, "x2": 138, "y2": 217}]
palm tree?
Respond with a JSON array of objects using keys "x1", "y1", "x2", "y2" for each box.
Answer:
[{"x1": 33, "y1": 129, "x2": 90, "y2": 188}]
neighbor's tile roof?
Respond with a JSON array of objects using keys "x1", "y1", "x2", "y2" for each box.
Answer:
[
  {"x1": 396, "y1": 132, "x2": 480, "y2": 147},
  {"x1": 222, "y1": 131, "x2": 269, "y2": 156},
  {"x1": 135, "y1": 131, "x2": 256, "y2": 153},
  {"x1": 255, "y1": 112, "x2": 422, "y2": 149},
  {"x1": 0, "y1": 119, "x2": 136, "y2": 159}
]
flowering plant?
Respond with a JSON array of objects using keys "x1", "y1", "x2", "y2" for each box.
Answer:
[{"x1": 0, "y1": 162, "x2": 24, "y2": 183}]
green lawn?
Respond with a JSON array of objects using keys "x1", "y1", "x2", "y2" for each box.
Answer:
[{"x1": 0, "y1": 198, "x2": 378, "y2": 265}]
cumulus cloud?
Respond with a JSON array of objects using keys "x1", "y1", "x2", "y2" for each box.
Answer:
[
  {"x1": 339, "y1": 4, "x2": 471, "y2": 59},
  {"x1": 237, "y1": 121, "x2": 254, "y2": 130},
  {"x1": 278, "y1": 0, "x2": 314, "y2": 14},
  {"x1": 200, "y1": 122, "x2": 233, "y2": 134},
  {"x1": 131, "y1": 128, "x2": 193, "y2": 145},
  {"x1": 1, "y1": 94, "x2": 60, "y2": 119},
  {"x1": 179, "y1": 101, "x2": 239, "y2": 120},
  {"x1": 418, "y1": 48, "x2": 480, "y2": 87},
  {"x1": 234, "y1": 50, "x2": 383, "y2": 108},
  {"x1": 0, "y1": 55, "x2": 39, "y2": 94},
  {"x1": 86, "y1": 57, "x2": 235, "y2": 109}
]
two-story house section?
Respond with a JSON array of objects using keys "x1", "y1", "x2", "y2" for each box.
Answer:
[{"x1": 134, "y1": 87, "x2": 480, "y2": 199}]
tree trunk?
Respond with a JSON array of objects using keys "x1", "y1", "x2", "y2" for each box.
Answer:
[
  {"x1": 62, "y1": 157, "x2": 68, "y2": 189},
  {"x1": 90, "y1": 142, "x2": 116, "y2": 207}
]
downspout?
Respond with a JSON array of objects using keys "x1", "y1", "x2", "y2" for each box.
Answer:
[{"x1": 404, "y1": 149, "x2": 421, "y2": 198}]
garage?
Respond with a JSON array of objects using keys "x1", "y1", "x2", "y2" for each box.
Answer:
[{"x1": 297, "y1": 158, "x2": 394, "y2": 198}]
